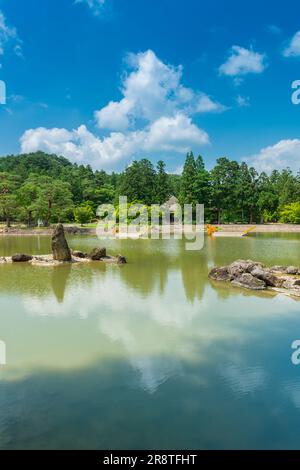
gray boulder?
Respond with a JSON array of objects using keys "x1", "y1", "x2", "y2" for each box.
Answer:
[
  {"x1": 231, "y1": 273, "x2": 266, "y2": 291},
  {"x1": 281, "y1": 277, "x2": 300, "y2": 290},
  {"x1": 228, "y1": 259, "x2": 263, "y2": 277},
  {"x1": 270, "y1": 266, "x2": 287, "y2": 273},
  {"x1": 286, "y1": 266, "x2": 299, "y2": 275},
  {"x1": 117, "y1": 255, "x2": 127, "y2": 265},
  {"x1": 209, "y1": 259, "x2": 300, "y2": 297},
  {"x1": 12, "y1": 254, "x2": 33, "y2": 263},
  {"x1": 72, "y1": 250, "x2": 87, "y2": 259},
  {"x1": 89, "y1": 247, "x2": 107, "y2": 260},
  {"x1": 209, "y1": 266, "x2": 232, "y2": 282},
  {"x1": 250, "y1": 267, "x2": 283, "y2": 287},
  {"x1": 52, "y1": 224, "x2": 72, "y2": 262}
]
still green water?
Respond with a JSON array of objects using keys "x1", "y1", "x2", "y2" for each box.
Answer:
[{"x1": 0, "y1": 233, "x2": 300, "y2": 449}]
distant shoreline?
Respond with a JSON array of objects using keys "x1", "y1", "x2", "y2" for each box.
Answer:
[
  {"x1": 0, "y1": 226, "x2": 96, "y2": 236},
  {"x1": 215, "y1": 224, "x2": 300, "y2": 233},
  {"x1": 2, "y1": 223, "x2": 300, "y2": 236}
]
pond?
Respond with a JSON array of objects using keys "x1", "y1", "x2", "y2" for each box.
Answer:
[{"x1": 0, "y1": 233, "x2": 300, "y2": 449}]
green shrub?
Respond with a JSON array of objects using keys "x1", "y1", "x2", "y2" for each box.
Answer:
[
  {"x1": 74, "y1": 204, "x2": 95, "y2": 226},
  {"x1": 280, "y1": 202, "x2": 300, "y2": 224}
]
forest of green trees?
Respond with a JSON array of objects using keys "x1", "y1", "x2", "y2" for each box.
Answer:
[{"x1": 0, "y1": 150, "x2": 300, "y2": 226}]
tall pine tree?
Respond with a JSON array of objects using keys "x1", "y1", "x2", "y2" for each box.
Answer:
[
  {"x1": 155, "y1": 160, "x2": 170, "y2": 204},
  {"x1": 179, "y1": 152, "x2": 197, "y2": 206},
  {"x1": 195, "y1": 155, "x2": 211, "y2": 207}
]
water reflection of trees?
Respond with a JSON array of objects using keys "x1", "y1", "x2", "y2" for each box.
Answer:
[
  {"x1": 0, "y1": 237, "x2": 280, "y2": 303},
  {"x1": 0, "y1": 237, "x2": 296, "y2": 399},
  {"x1": 0, "y1": 239, "x2": 211, "y2": 302},
  {"x1": 51, "y1": 264, "x2": 72, "y2": 303},
  {"x1": 0, "y1": 263, "x2": 73, "y2": 302}
]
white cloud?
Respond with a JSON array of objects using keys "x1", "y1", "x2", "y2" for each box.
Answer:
[
  {"x1": 144, "y1": 114, "x2": 208, "y2": 152},
  {"x1": 74, "y1": 0, "x2": 106, "y2": 16},
  {"x1": 219, "y1": 45, "x2": 266, "y2": 76},
  {"x1": 21, "y1": 127, "x2": 75, "y2": 157},
  {"x1": 20, "y1": 126, "x2": 137, "y2": 166},
  {"x1": 245, "y1": 139, "x2": 300, "y2": 173},
  {"x1": 0, "y1": 10, "x2": 22, "y2": 66},
  {"x1": 283, "y1": 31, "x2": 300, "y2": 57},
  {"x1": 20, "y1": 50, "x2": 214, "y2": 169},
  {"x1": 95, "y1": 97, "x2": 133, "y2": 131},
  {"x1": 21, "y1": 114, "x2": 208, "y2": 168},
  {"x1": 195, "y1": 93, "x2": 227, "y2": 113},
  {"x1": 95, "y1": 50, "x2": 225, "y2": 131}
]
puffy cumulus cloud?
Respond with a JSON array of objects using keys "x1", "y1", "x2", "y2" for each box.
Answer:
[
  {"x1": 0, "y1": 10, "x2": 22, "y2": 66},
  {"x1": 144, "y1": 114, "x2": 209, "y2": 152},
  {"x1": 283, "y1": 31, "x2": 300, "y2": 57},
  {"x1": 95, "y1": 49, "x2": 225, "y2": 131},
  {"x1": 245, "y1": 139, "x2": 300, "y2": 173},
  {"x1": 219, "y1": 45, "x2": 266, "y2": 77},
  {"x1": 20, "y1": 50, "x2": 214, "y2": 169},
  {"x1": 95, "y1": 97, "x2": 133, "y2": 131},
  {"x1": 21, "y1": 114, "x2": 208, "y2": 169},
  {"x1": 21, "y1": 127, "x2": 74, "y2": 155},
  {"x1": 20, "y1": 125, "x2": 142, "y2": 166},
  {"x1": 74, "y1": 0, "x2": 106, "y2": 16}
]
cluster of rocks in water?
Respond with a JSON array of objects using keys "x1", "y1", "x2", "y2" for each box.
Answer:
[
  {"x1": 209, "y1": 259, "x2": 300, "y2": 298},
  {"x1": 0, "y1": 224, "x2": 127, "y2": 266}
]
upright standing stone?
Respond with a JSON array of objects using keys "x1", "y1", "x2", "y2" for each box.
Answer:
[{"x1": 52, "y1": 224, "x2": 72, "y2": 262}]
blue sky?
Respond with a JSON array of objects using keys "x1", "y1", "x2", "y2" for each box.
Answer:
[{"x1": 0, "y1": 0, "x2": 300, "y2": 173}]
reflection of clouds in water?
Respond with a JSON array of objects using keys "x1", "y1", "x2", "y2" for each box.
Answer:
[
  {"x1": 23, "y1": 273, "x2": 200, "y2": 392},
  {"x1": 283, "y1": 380, "x2": 300, "y2": 410},
  {"x1": 220, "y1": 364, "x2": 266, "y2": 396},
  {"x1": 207, "y1": 260, "x2": 215, "y2": 269},
  {"x1": 21, "y1": 268, "x2": 299, "y2": 392},
  {"x1": 131, "y1": 356, "x2": 182, "y2": 394},
  {"x1": 24, "y1": 271, "x2": 204, "y2": 326}
]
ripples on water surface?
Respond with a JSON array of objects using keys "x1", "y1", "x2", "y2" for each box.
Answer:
[{"x1": 0, "y1": 233, "x2": 300, "y2": 449}]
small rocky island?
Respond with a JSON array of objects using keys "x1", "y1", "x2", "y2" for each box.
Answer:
[
  {"x1": 209, "y1": 259, "x2": 300, "y2": 298},
  {"x1": 0, "y1": 224, "x2": 127, "y2": 266}
]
